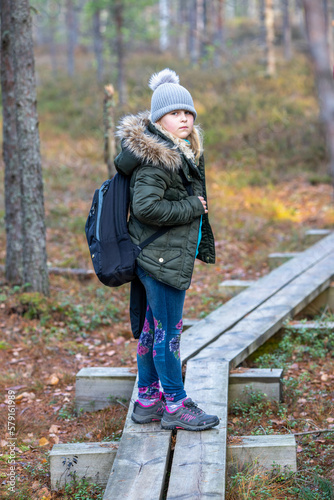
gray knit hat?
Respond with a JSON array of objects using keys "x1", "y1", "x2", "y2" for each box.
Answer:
[{"x1": 149, "y1": 68, "x2": 197, "y2": 123}]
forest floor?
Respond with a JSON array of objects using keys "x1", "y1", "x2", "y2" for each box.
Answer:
[{"x1": 1, "y1": 45, "x2": 334, "y2": 499}]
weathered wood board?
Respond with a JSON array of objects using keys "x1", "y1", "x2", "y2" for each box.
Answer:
[
  {"x1": 103, "y1": 377, "x2": 172, "y2": 500},
  {"x1": 194, "y1": 252, "x2": 334, "y2": 368},
  {"x1": 181, "y1": 231, "x2": 334, "y2": 363},
  {"x1": 268, "y1": 252, "x2": 301, "y2": 269},
  {"x1": 227, "y1": 435, "x2": 297, "y2": 472},
  {"x1": 50, "y1": 442, "x2": 118, "y2": 490},
  {"x1": 229, "y1": 368, "x2": 283, "y2": 404},
  {"x1": 305, "y1": 228, "x2": 332, "y2": 244},
  {"x1": 167, "y1": 359, "x2": 229, "y2": 499},
  {"x1": 76, "y1": 367, "x2": 136, "y2": 413},
  {"x1": 103, "y1": 235, "x2": 334, "y2": 500}
]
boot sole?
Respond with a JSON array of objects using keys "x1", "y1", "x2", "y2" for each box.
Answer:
[{"x1": 161, "y1": 417, "x2": 219, "y2": 431}]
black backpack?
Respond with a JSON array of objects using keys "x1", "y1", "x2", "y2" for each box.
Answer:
[{"x1": 85, "y1": 173, "x2": 168, "y2": 287}]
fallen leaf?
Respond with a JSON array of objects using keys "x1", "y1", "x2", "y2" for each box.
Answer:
[
  {"x1": 327, "y1": 417, "x2": 334, "y2": 423},
  {"x1": 48, "y1": 424, "x2": 59, "y2": 434},
  {"x1": 39, "y1": 437, "x2": 49, "y2": 447},
  {"x1": 0, "y1": 440, "x2": 8, "y2": 447},
  {"x1": 290, "y1": 363, "x2": 299, "y2": 370},
  {"x1": 32, "y1": 480, "x2": 40, "y2": 490},
  {"x1": 297, "y1": 398, "x2": 307, "y2": 405},
  {"x1": 297, "y1": 446, "x2": 303, "y2": 453},
  {"x1": 46, "y1": 374, "x2": 59, "y2": 386},
  {"x1": 114, "y1": 336, "x2": 125, "y2": 345},
  {"x1": 106, "y1": 350, "x2": 116, "y2": 357},
  {"x1": 321, "y1": 374, "x2": 329, "y2": 382}
]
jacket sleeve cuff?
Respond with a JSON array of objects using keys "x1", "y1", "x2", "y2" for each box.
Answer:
[{"x1": 188, "y1": 196, "x2": 205, "y2": 216}]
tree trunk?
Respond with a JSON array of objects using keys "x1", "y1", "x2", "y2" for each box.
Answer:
[
  {"x1": 104, "y1": 85, "x2": 117, "y2": 179},
  {"x1": 93, "y1": 8, "x2": 104, "y2": 82},
  {"x1": 282, "y1": 0, "x2": 292, "y2": 60},
  {"x1": 66, "y1": 0, "x2": 76, "y2": 77},
  {"x1": 259, "y1": 0, "x2": 266, "y2": 47},
  {"x1": 0, "y1": 0, "x2": 24, "y2": 284},
  {"x1": 265, "y1": 0, "x2": 276, "y2": 76},
  {"x1": 323, "y1": 0, "x2": 333, "y2": 67},
  {"x1": 12, "y1": 0, "x2": 49, "y2": 294},
  {"x1": 189, "y1": 0, "x2": 199, "y2": 65},
  {"x1": 159, "y1": 0, "x2": 170, "y2": 52},
  {"x1": 249, "y1": 0, "x2": 258, "y2": 19},
  {"x1": 197, "y1": 0, "x2": 206, "y2": 62},
  {"x1": 114, "y1": 1, "x2": 127, "y2": 106},
  {"x1": 178, "y1": 0, "x2": 187, "y2": 59},
  {"x1": 214, "y1": 0, "x2": 226, "y2": 67},
  {"x1": 303, "y1": 0, "x2": 334, "y2": 182}
]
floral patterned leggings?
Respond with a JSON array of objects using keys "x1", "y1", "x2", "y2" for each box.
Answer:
[{"x1": 135, "y1": 265, "x2": 187, "y2": 403}]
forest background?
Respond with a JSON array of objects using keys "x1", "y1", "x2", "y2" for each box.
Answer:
[{"x1": 1, "y1": 1, "x2": 334, "y2": 499}]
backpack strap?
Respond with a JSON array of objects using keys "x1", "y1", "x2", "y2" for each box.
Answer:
[{"x1": 137, "y1": 168, "x2": 194, "y2": 250}]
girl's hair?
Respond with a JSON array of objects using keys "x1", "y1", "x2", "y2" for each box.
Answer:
[{"x1": 188, "y1": 125, "x2": 203, "y2": 162}]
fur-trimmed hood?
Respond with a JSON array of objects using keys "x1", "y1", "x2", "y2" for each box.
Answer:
[{"x1": 115, "y1": 111, "x2": 199, "y2": 174}]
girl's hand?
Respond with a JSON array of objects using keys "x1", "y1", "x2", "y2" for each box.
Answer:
[{"x1": 198, "y1": 196, "x2": 208, "y2": 214}]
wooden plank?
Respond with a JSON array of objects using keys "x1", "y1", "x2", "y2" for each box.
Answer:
[
  {"x1": 194, "y1": 252, "x2": 334, "y2": 368},
  {"x1": 229, "y1": 368, "x2": 283, "y2": 404},
  {"x1": 181, "y1": 231, "x2": 334, "y2": 363},
  {"x1": 103, "y1": 432, "x2": 171, "y2": 500},
  {"x1": 227, "y1": 435, "x2": 297, "y2": 472},
  {"x1": 103, "y1": 377, "x2": 172, "y2": 500},
  {"x1": 50, "y1": 442, "x2": 118, "y2": 490},
  {"x1": 289, "y1": 321, "x2": 334, "y2": 329},
  {"x1": 75, "y1": 367, "x2": 136, "y2": 413},
  {"x1": 167, "y1": 359, "x2": 229, "y2": 500}
]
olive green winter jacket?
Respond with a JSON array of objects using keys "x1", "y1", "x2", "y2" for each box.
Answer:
[{"x1": 114, "y1": 111, "x2": 215, "y2": 290}]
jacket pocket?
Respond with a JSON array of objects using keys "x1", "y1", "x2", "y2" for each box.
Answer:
[{"x1": 141, "y1": 247, "x2": 182, "y2": 266}]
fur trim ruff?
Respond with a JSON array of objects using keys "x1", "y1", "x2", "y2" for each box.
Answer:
[{"x1": 116, "y1": 111, "x2": 198, "y2": 171}]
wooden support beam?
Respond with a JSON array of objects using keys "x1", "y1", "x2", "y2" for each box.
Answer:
[
  {"x1": 268, "y1": 252, "x2": 301, "y2": 270},
  {"x1": 219, "y1": 279, "x2": 256, "y2": 296},
  {"x1": 297, "y1": 283, "x2": 334, "y2": 316},
  {"x1": 305, "y1": 228, "x2": 331, "y2": 245},
  {"x1": 229, "y1": 368, "x2": 283, "y2": 405},
  {"x1": 289, "y1": 320, "x2": 334, "y2": 330},
  {"x1": 227, "y1": 434, "x2": 297, "y2": 472},
  {"x1": 50, "y1": 442, "x2": 118, "y2": 490},
  {"x1": 75, "y1": 367, "x2": 136, "y2": 413}
]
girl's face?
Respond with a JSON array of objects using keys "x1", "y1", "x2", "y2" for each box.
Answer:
[{"x1": 158, "y1": 110, "x2": 194, "y2": 139}]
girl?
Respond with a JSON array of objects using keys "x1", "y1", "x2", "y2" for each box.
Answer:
[{"x1": 115, "y1": 69, "x2": 218, "y2": 431}]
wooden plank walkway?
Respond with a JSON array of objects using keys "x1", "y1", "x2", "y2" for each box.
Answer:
[
  {"x1": 166, "y1": 359, "x2": 229, "y2": 499},
  {"x1": 181, "y1": 231, "x2": 334, "y2": 362},
  {"x1": 103, "y1": 378, "x2": 172, "y2": 500},
  {"x1": 103, "y1": 233, "x2": 334, "y2": 500}
]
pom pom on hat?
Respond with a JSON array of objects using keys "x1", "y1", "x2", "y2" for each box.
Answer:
[
  {"x1": 149, "y1": 68, "x2": 180, "y2": 91},
  {"x1": 149, "y1": 68, "x2": 197, "y2": 123}
]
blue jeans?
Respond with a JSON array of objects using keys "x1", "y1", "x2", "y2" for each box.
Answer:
[{"x1": 135, "y1": 265, "x2": 187, "y2": 402}]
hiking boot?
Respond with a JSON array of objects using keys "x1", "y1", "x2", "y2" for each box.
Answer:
[
  {"x1": 161, "y1": 398, "x2": 219, "y2": 431},
  {"x1": 131, "y1": 392, "x2": 165, "y2": 424}
]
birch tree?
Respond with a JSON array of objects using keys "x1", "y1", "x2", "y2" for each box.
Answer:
[
  {"x1": 282, "y1": 0, "x2": 292, "y2": 61},
  {"x1": 265, "y1": 0, "x2": 276, "y2": 76},
  {"x1": 159, "y1": 0, "x2": 170, "y2": 52},
  {"x1": 0, "y1": 0, "x2": 49, "y2": 294},
  {"x1": 303, "y1": 0, "x2": 334, "y2": 181}
]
